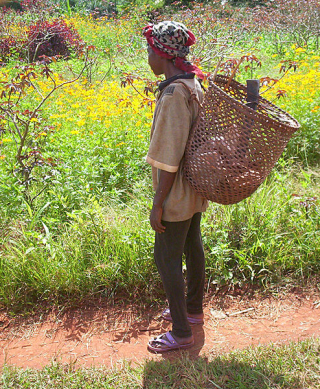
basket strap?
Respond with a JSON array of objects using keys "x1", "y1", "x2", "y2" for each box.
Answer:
[
  {"x1": 170, "y1": 80, "x2": 202, "y2": 107},
  {"x1": 170, "y1": 80, "x2": 205, "y2": 147}
]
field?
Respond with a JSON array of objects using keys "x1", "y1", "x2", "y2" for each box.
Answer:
[
  {"x1": 0, "y1": 0, "x2": 320, "y2": 385},
  {"x1": 1, "y1": 0, "x2": 319, "y2": 310}
]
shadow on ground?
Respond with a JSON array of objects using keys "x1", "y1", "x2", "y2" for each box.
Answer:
[{"x1": 142, "y1": 347, "x2": 301, "y2": 389}]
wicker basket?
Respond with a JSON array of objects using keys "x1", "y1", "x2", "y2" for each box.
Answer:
[{"x1": 183, "y1": 74, "x2": 300, "y2": 205}]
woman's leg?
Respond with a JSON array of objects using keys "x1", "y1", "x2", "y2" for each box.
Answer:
[
  {"x1": 154, "y1": 217, "x2": 192, "y2": 339},
  {"x1": 184, "y1": 213, "x2": 205, "y2": 315}
]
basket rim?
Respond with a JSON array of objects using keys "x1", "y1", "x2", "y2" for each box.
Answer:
[{"x1": 209, "y1": 74, "x2": 301, "y2": 132}]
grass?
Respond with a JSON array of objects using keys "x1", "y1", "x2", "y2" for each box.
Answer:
[
  {"x1": 1, "y1": 338, "x2": 320, "y2": 388},
  {"x1": 0, "y1": 166, "x2": 319, "y2": 311}
]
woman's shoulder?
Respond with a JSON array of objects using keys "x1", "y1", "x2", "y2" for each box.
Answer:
[{"x1": 170, "y1": 78, "x2": 204, "y2": 104}]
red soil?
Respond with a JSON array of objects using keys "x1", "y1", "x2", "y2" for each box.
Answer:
[{"x1": 1, "y1": 288, "x2": 319, "y2": 369}]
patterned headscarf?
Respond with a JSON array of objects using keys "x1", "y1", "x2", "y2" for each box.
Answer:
[{"x1": 143, "y1": 21, "x2": 204, "y2": 79}]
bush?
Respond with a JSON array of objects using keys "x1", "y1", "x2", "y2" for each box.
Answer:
[
  {"x1": 0, "y1": 37, "x2": 19, "y2": 64},
  {"x1": 0, "y1": 1, "x2": 23, "y2": 11},
  {"x1": 27, "y1": 18, "x2": 83, "y2": 61},
  {"x1": 0, "y1": 0, "x2": 51, "y2": 12}
]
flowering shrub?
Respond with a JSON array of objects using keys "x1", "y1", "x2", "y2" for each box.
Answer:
[{"x1": 27, "y1": 18, "x2": 83, "y2": 61}]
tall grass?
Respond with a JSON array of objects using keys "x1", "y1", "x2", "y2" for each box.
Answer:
[
  {"x1": 0, "y1": 186, "x2": 157, "y2": 309},
  {"x1": 1, "y1": 165, "x2": 319, "y2": 310},
  {"x1": 203, "y1": 165, "x2": 320, "y2": 286}
]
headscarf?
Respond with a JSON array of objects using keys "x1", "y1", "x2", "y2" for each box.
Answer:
[{"x1": 143, "y1": 21, "x2": 204, "y2": 80}]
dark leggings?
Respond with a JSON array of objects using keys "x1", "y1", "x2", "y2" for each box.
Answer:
[{"x1": 154, "y1": 212, "x2": 205, "y2": 338}]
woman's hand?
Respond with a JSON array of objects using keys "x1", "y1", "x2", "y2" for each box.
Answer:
[
  {"x1": 150, "y1": 169, "x2": 176, "y2": 233},
  {"x1": 150, "y1": 204, "x2": 166, "y2": 233}
]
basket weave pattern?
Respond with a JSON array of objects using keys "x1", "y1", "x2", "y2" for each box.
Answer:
[{"x1": 184, "y1": 75, "x2": 300, "y2": 205}]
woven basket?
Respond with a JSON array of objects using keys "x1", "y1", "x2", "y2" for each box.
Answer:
[{"x1": 184, "y1": 74, "x2": 300, "y2": 205}]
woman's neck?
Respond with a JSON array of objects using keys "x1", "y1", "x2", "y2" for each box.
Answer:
[{"x1": 164, "y1": 61, "x2": 184, "y2": 79}]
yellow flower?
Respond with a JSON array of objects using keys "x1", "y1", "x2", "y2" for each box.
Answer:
[
  {"x1": 70, "y1": 130, "x2": 80, "y2": 135},
  {"x1": 0, "y1": 155, "x2": 5, "y2": 159},
  {"x1": 77, "y1": 119, "x2": 86, "y2": 127}
]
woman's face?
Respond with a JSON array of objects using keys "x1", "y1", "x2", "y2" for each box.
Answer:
[{"x1": 147, "y1": 45, "x2": 164, "y2": 76}]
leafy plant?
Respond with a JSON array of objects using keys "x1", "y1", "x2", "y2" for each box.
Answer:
[
  {"x1": 26, "y1": 18, "x2": 83, "y2": 62},
  {"x1": 0, "y1": 51, "x2": 91, "y2": 204}
]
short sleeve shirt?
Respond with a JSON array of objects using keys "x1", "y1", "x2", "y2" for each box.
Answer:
[{"x1": 146, "y1": 77, "x2": 209, "y2": 222}]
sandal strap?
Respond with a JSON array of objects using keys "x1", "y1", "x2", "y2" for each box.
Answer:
[
  {"x1": 165, "y1": 331, "x2": 177, "y2": 345},
  {"x1": 151, "y1": 332, "x2": 177, "y2": 347}
]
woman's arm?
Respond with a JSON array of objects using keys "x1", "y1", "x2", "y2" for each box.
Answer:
[{"x1": 150, "y1": 170, "x2": 176, "y2": 233}]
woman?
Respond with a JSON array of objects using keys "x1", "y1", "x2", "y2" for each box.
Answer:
[{"x1": 143, "y1": 21, "x2": 208, "y2": 353}]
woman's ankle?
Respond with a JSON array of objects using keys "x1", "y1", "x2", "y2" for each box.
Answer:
[{"x1": 171, "y1": 332, "x2": 194, "y2": 344}]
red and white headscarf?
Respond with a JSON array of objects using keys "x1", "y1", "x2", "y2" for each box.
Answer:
[{"x1": 143, "y1": 21, "x2": 204, "y2": 80}]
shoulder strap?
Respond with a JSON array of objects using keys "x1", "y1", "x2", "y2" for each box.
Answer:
[{"x1": 170, "y1": 80, "x2": 202, "y2": 107}]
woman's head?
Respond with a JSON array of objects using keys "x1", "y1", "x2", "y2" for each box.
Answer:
[
  {"x1": 143, "y1": 21, "x2": 204, "y2": 79},
  {"x1": 143, "y1": 21, "x2": 195, "y2": 59}
]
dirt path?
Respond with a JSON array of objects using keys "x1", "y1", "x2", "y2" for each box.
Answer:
[{"x1": 1, "y1": 289, "x2": 320, "y2": 369}]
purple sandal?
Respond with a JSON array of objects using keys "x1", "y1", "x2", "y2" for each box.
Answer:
[
  {"x1": 162, "y1": 308, "x2": 204, "y2": 325},
  {"x1": 148, "y1": 331, "x2": 194, "y2": 353}
]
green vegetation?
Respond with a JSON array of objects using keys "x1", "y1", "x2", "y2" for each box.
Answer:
[
  {"x1": 0, "y1": 0, "x2": 319, "y2": 312},
  {"x1": 0, "y1": 0, "x2": 319, "y2": 385}
]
